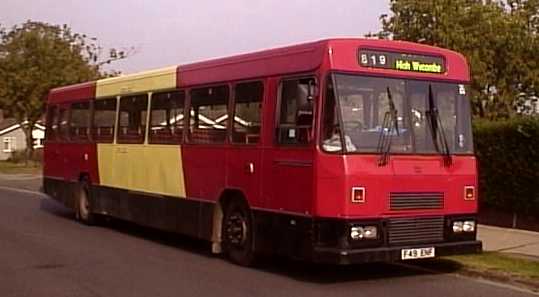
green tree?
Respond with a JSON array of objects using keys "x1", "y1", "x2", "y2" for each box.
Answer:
[
  {"x1": 0, "y1": 21, "x2": 131, "y2": 161},
  {"x1": 371, "y1": 0, "x2": 539, "y2": 119}
]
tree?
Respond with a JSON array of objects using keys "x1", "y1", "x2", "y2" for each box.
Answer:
[
  {"x1": 0, "y1": 21, "x2": 132, "y2": 161},
  {"x1": 371, "y1": 0, "x2": 539, "y2": 119}
]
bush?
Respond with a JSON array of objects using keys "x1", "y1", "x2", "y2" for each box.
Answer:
[
  {"x1": 473, "y1": 117, "x2": 539, "y2": 216},
  {"x1": 6, "y1": 148, "x2": 43, "y2": 165},
  {"x1": 7, "y1": 150, "x2": 27, "y2": 163}
]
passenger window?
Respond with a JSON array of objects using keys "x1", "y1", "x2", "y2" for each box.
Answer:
[
  {"x1": 117, "y1": 94, "x2": 148, "y2": 144},
  {"x1": 45, "y1": 105, "x2": 58, "y2": 141},
  {"x1": 70, "y1": 102, "x2": 91, "y2": 141},
  {"x1": 149, "y1": 91, "x2": 185, "y2": 144},
  {"x1": 92, "y1": 98, "x2": 117, "y2": 143},
  {"x1": 188, "y1": 85, "x2": 229, "y2": 144},
  {"x1": 57, "y1": 107, "x2": 70, "y2": 141},
  {"x1": 232, "y1": 82, "x2": 263, "y2": 144},
  {"x1": 276, "y1": 77, "x2": 316, "y2": 145}
]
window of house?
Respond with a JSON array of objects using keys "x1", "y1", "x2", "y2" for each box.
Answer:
[
  {"x1": 232, "y1": 82, "x2": 263, "y2": 144},
  {"x1": 2, "y1": 137, "x2": 15, "y2": 153},
  {"x1": 188, "y1": 86, "x2": 229, "y2": 144},
  {"x1": 117, "y1": 94, "x2": 148, "y2": 144},
  {"x1": 149, "y1": 91, "x2": 185, "y2": 144},
  {"x1": 45, "y1": 105, "x2": 58, "y2": 141},
  {"x1": 92, "y1": 98, "x2": 117, "y2": 143},
  {"x1": 70, "y1": 102, "x2": 91, "y2": 141},
  {"x1": 34, "y1": 137, "x2": 44, "y2": 148},
  {"x1": 276, "y1": 77, "x2": 316, "y2": 145}
]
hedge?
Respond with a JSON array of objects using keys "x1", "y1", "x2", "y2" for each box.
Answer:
[{"x1": 473, "y1": 117, "x2": 539, "y2": 215}]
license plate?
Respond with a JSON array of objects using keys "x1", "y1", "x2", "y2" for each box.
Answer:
[{"x1": 401, "y1": 247, "x2": 435, "y2": 260}]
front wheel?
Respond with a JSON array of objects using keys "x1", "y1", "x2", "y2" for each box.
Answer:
[{"x1": 222, "y1": 200, "x2": 256, "y2": 266}]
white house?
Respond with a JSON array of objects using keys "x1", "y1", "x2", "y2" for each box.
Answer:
[{"x1": 0, "y1": 118, "x2": 45, "y2": 161}]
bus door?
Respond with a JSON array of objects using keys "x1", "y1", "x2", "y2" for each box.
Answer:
[
  {"x1": 264, "y1": 77, "x2": 316, "y2": 215},
  {"x1": 226, "y1": 81, "x2": 266, "y2": 208},
  {"x1": 112, "y1": 94, "x2": 149, "y2": 192}
]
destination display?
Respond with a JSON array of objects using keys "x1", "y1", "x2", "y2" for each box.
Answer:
[{"x1": 358, "y1": 49, "x2": 446, "y2": 74}]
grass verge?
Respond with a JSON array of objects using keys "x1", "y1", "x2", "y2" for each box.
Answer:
[
  {"x1": 0, "y1": 161, "x2": 42, "y2": 175},
  {"x1": 447, "y1": 252, "x2": 539, "y2": 280},
  {"x1": 416, "y1": 252, "x2": 539, "y2": 291}
]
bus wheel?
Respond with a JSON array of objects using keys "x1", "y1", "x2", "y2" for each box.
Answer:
[
  {"x1": 223, "y1": 199, "x2": 256, "y2": 266},
  {"x1": 77, "y1": 181, "x2": 95, "y2": 225}
]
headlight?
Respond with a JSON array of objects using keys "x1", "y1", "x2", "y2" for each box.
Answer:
[
  {"x1": 463, "y1": 221, "x2": 476, "y2": 232},
  {"x1": 452, "y1": 221, "x2": 463, "y2": 233},
  {"x1": 452, "y1": 220, "x2": 475, "y2": 233},
  {"x1": 350, "y1": 226, "x2": 378, "y2": 240}
]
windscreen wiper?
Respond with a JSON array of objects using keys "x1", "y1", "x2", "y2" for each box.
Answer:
[
  {"x1": 376, "y1": 87, "x2": 400, "y2": 166},
  {"x1": 426, "y1": 85, "x2": 452, "y2": 166}
]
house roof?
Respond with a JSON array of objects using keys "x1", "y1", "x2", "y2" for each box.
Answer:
[{"x1": 0, "y1": 118, "x2": 45, "y2": 136}]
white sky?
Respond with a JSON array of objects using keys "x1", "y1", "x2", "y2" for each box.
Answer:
[{"x1": 2, "y1": 0, "x2": 390, "y2": 74}]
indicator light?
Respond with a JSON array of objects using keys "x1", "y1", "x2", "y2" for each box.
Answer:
[
  {"x1": 464, "y1": 186, "x2": 475, "y2": 201},
  {"x1": 351, "y1": 187, "x2": 365, "y2": 203}
]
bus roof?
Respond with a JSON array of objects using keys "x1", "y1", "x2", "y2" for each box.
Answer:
[{"x1": 48, "y1": 38, "x2": 469, "y2": 103}]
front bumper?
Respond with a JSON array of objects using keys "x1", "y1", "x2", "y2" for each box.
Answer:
[{"x1": 313, "y1": 240, "x2": 482, "y2": 265}]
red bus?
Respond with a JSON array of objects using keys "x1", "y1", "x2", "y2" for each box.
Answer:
[{"x1": 44, "y1": 38, "x2": 482, "y2": 265}]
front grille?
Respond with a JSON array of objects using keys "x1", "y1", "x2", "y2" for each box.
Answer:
[
  {"x1": 388, "y1": 216, "x2": 444, "y2": 245},
  {"x1": 390, "y1": 192, "x2": 444, "y2": 210}
]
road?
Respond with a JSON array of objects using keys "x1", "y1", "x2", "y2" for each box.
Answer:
[{"x1": 0, "y1": 185, "x2": 536, "y2": 297}]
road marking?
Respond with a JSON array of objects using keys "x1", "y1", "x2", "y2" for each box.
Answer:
[
  {"x1": 398, "y1": 262, "x2": 539, "y2": 296},
  {"x1": 0, "y1": 186, "x2": 47, "y2": 198}
]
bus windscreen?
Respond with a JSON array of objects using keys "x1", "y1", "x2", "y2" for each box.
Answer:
[{"x1": 322, "y1": 74, "x2": 473, "y2": 155}]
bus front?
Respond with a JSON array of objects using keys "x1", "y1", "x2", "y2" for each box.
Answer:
[{"x1": 314, "y1": 40, "x2": 482, "y2": 264}]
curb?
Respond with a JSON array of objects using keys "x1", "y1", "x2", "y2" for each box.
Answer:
[{"x1": 479, "y1": 224, "x2": 539, "y2": 237}]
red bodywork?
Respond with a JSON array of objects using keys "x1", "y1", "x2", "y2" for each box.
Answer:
[
  {"x1": 45, "y1": 39, "x2": 477, "y2": 221},
  {"x1": 45, "y1": 82, "x2": 100, "y2": 185}
]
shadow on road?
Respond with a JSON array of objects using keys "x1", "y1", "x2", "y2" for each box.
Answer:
[
  {"x1": 39, "y1": 197, "x2": 462, "y2": 284},
  {"x1": 255, "y1": 257, "x2": 462, "y2": 284}
]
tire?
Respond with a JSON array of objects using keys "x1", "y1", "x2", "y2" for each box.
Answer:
[
  {"x1": 77, "y1": 180, "x2": 95, "y2": 225},
  {"x1": 222, "y1": 199, "x2": 256, "y2": 266}
]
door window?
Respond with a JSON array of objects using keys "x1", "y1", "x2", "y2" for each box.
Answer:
[
  {"x1": 118, "y1": 94, "x2": 148, "y2": 144},
  {"x1": 276, "y1": 77, "x2": 316, "y2": 145}
]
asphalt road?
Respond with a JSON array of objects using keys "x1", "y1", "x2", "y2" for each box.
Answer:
[{"x1": 0, "y1": 186, "x2": 537, "y2": 297}]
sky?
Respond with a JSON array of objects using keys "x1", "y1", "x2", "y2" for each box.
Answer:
[{"x1": 1, "y1": 0, "x2": 390, "y2": 74}]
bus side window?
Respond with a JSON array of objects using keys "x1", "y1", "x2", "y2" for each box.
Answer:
[
  {"x1": 70, "y1": 102, "x2": 91, "y2": 142},
  {"x1": 149, "y1": 91, "x2": 185, "y2": 144},
  {"x1": 57, "y1": 106, "x2": 70, "y2": 142},
  {"x1": 188, "y1": 85, "x2": 229, "y2": 144},
  {"x1": 117, "y1": 95, "x2": 148, "y2": 144},
  {"x1": 232, "y1": 81, "x2": 263, "y2": 144},
  {"x1": 45, "y1": 105, "x2": 58, "y2": 141},
  {"x1": 277, "y1": 77, "x2": 315, "y2": 145},
  {"x1": 92, "y1": 98, "x2": 117, "y2": 143}
]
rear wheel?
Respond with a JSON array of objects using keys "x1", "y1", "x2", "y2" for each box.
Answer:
[
  {"x1": 222, "y1": 199, "x2": 256, "y2": 266},
  {"x1": 77, "y1": 181, "x2": 95, "y2": 225}
]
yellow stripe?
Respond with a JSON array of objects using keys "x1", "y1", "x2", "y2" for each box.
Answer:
[
  {"x1": 97, "y1": 144, "x2": 186, "y2": 197},
  {"x1": 96, "y1": 66, "x2": 177, "y2": 98}
]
